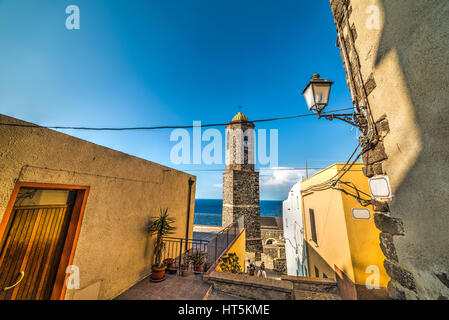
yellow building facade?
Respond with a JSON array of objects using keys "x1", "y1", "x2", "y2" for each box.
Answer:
[
  {"x1": 215, "y1": 229, "x2": 246, "y2": 273},
  {"x1": 301, "y1": 163, "x2": 389, "y2": 299}
]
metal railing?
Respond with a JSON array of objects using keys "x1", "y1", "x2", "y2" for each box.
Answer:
[
  {"x1": 161, "y1": 237, "x2": 209, "y2": 274},
  {"x1": 160, "y1": 216, "x2": 244, "y2": 275},
  {"x1": 206, "y1": 215, "x2": 244, "y2": 272}
]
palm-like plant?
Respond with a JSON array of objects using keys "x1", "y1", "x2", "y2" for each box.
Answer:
[
  {"x1": 147, "y1": 208, "x2": 176, "y2": 268},
  {"x1": 187, "y1": 250, "x2": 207, "y2": 266}
]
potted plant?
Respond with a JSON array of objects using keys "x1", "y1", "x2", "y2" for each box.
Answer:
[
  {"x1": 188, "y1": 250, "x2": 207, "y2": 274},
  {"x1": 147, "y1": 208, "x2": 176, "y2": 282},
  {"x1": 163, "y1": 258, "x2": 175, "y2": 269},
  {"x1": 180, "y1": 263, "x2": 189, "y2": 276},
  {"x1": 164, "y1": 258, "x2": 177, "y2": 274},
  {"x1": 219, "y1": 253, "x2": 242, "y2": 274}
]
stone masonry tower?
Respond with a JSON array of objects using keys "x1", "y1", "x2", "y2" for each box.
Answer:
[{"x1": 222, "y1": 112, "x2": 263, "y2": 257}]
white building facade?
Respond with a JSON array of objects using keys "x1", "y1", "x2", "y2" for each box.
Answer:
[{"x1": 282, "y1": 181, "x2": 308, "y2": 277}]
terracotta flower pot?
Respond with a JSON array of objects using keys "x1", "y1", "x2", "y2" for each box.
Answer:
[
  {"x1": 151, "y1": 266, "x2": 166, "y2": 281},
  {"x1": 181, "y1": 269, "x2": 189, "y2": 276},
  {"x1": 167, "y1": 267, "x2": 177, "y2": 274},
  {"x1": 163, "y1": 259, "x2": 175, "y2": 269},
  {"x1": 193, "y1": 263, "x2": 205, "y2": 273}
]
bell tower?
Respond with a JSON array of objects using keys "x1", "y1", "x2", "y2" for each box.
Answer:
[{"x1": 222, "y1": 112, "x2": 263, "y2": 256}]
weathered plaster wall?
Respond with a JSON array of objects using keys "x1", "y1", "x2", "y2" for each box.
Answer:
[
  {"x1": 0, "y1": 114, "x2": 196, "y2": 300},
  {"x1": 301, "y1": 164, "x2": 388, "y2": 299},
  {"x1": 330, "y1": 0, "x2": 449, "y2": 299},
  {"x1": 301, "y1": 165, "x2": 355, "y2": 282}
]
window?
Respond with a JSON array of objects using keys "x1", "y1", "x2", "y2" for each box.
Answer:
[
  {"x1": 323, "y1": 273, "x2": 328, "y2": 279},
  {"x1": 309, "y1": 209, "x2": 317, "y2": 244},
  {"x1": 265, "y1": 239, "x2": 276, "y2": 245},
  {"x1": 243, "y1": 136, "x2": 249, "y2": 148},
  {"x1": 314, "y1": 266, "x2": 320, "y2": 278}
]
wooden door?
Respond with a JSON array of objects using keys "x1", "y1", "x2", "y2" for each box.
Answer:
[{"x1": 0, "y1": 205, "x2": 73, "y2": 300}]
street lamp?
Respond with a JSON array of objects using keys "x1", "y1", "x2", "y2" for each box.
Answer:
[
  {"x1": 301, "y1": 74, "x2": 360, "y2": 127},
  {"x1": 302, "y1": 74, "x2": 334, "y2": 113}
]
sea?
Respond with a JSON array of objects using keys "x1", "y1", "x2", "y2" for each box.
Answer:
[{"x1": 194, "y1": 199, "x2": 282, "y2": 226}]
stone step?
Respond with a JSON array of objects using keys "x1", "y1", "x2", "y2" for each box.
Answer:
[{"x1": 281, "y1": 275, "x2": 339, "y2": 295}]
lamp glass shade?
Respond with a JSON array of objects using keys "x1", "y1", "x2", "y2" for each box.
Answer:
[
  {"x1": 303, "y1": 85, "x2": 315, "y2": 111},
  {"x1": 302, "y1": 75, "x2": 334, "y2": 113},
  {"x1": 313, "y1": 83, "x2": 331, "y2": 111}
]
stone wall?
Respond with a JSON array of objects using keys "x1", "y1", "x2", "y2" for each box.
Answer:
[
  {"x1": 286, "y1": 275, "x2": 341, "y2": 300},
  {"x1": 260, "y1": 228, "x2": 286, "y2": 272},
  {"x1": 329, "y1": 0, "x2": 449, "y2": 300},
  {"x1": 223, "y1": 170, "x2": 262, "y2": 252},
  {"x1": 223, "y1": 117, "x2": 263, "y2": 255},
  {"x1": 206, "y1": 271, "x2": 293, "y2": 300},
  {"x1": 206, "y1": 272, "x2": 342, "y2": 300}
]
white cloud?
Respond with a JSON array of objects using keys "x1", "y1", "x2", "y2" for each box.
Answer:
[
  {"x1": 201, "y1": 168, "x2": 317, "y2": 200},
  {"x1": 259, "y1": 167, "x2": 316, "y2": 200},
  {"x1": 260, "y1": 167, "x2": 306, "y2": 187}
]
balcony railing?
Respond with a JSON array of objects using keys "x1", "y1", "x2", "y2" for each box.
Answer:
[
  {"x1": 206, "y1": 215, "x2": 244, "y2": 272},
  {"x1": 160, "y1": 237, "x2": 209, "y2": 274}
]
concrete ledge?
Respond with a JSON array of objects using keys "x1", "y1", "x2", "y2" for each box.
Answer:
[
  {"x1": 281, "y1": 275, "x2": 336, "y2": 285},
  {"x1": 281, "y1": 275, "x2": 339, "y2": 295},
  {"x1": 205, "y1": 271, "x2": 293, "y2": 300}
]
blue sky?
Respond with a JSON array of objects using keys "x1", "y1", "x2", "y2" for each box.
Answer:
[{"x1": 0, "y1": 0, "x2": 358, "y2": 200}]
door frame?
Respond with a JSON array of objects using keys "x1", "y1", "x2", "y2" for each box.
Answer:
[{"x1": 0, "y1": 182, "x2": 89, "y2": 300}]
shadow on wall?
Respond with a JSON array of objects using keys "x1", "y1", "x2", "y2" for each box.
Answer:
[{"x1": 374, "y1": 0, "x2": 449, "y2": 294}]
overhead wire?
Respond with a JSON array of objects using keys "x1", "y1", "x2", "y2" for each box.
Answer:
[
  {"x1": 2, "y1": 103, "x2": 374, "y2": 204},
  {"x1": 0, "y1": 108, "x2": 355, "y2": 131},
  {"x1": 300, "y1": 140, "x2": 373, "y2": 206}
]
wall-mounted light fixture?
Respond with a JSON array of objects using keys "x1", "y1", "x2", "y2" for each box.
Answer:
[{"x1": 301, "y1": 74, "x2": 363, "y2": 127}]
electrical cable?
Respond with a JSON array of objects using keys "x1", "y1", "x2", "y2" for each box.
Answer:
[
  {"x1": 301, "y1": 141, "x2": 361, "y2": 192},
  {"x1": 15, "y1": 164, "x2": 170, "y2": 185},
  {"x1": 0, "y1": 108, "x2": 355, "y2": 131},
  {"x1": 183, "y1": 168, "x2": 364, "y2": 172}
]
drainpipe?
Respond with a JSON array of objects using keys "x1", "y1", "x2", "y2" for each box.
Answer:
[{"x1": 185, "y1": 178, "x2": 195, "y2": 250}]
